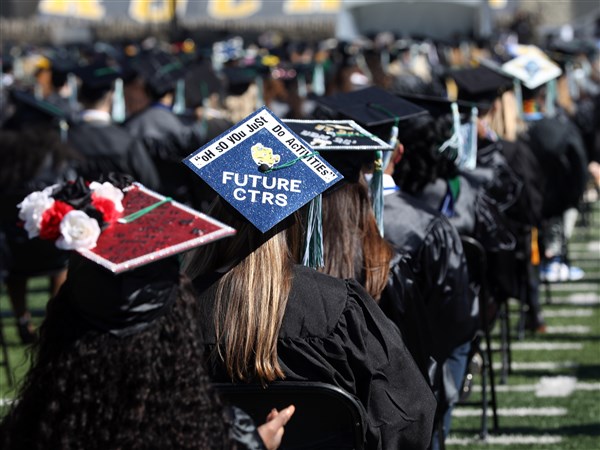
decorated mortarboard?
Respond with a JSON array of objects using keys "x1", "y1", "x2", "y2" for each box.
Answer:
[
  {"x1": 501, "y1": 53, "x2": 562, "y2": 91},
  {"x1": 183, "y1": 106, "x2": 342, "y2": 234},
  {"x1": 17, "y1": 178, "x2": 236, "y2": 274},
  {"x1": 283, "y1": 119, "x2": 391, "y2": 151}
]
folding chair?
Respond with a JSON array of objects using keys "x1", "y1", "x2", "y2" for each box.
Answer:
[
  {"x1": 456, "y1": 235, "x2": 499, "y2": 439},
  {"x1": 214, "y1": 381, "x2": 367, "y2": 450},
  {"x1": 0, "y1": 230, "x2": 15, "y2": 387}
]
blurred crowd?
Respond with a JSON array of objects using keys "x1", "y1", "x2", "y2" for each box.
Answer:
[{"x1": 1, "y1": 10, "x2": 599, "y2": 449}]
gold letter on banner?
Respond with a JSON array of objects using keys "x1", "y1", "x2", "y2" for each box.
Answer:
[
  {"x1": 129, "y1": 0, "x2": 186, "y2": 23},
  {"x1": 208, "y1": 0, "x2": 260, "y2": 19},
  {"x1": 38, "y1": 0, "x2": 105, "y2": 20},
  {"x1": 284, "y1": 0, "x2": 340, "y2": 13}
]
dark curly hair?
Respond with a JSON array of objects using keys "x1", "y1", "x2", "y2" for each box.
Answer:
[
  {"x1": 393, "y1": 113, "x2": 459, "y2": 194},
  {"x1": 0, "y1": 276, "x2": 234, "y2": 450}
]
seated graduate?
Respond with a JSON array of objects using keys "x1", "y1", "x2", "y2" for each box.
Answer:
[
  {"x1": 310, "y1": 88, "x2": 477, "y2": 446},
  {"x1": 67, "y1": 60, "x2": 161, "y2": 191},
  {"x1": 0, "y1": 91, "x2": 80, "y2": 344},
  {"x1": 123, "y1": 49, "x2": 206, "y2": 204},
  {"x1": 181, "y1": 108, "x2": 437, "y2": 450},
  {"x1": 0, "y1": 176, "x2": 293, "y2": 450}
]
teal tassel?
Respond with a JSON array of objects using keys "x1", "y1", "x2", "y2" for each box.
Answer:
[
  {"x1": 255, "y1": 75, "x2": 264, "y2": 109},
  {"x1": 464, "y1": 106, "x2": 478, "y2": 170},
  {"x1": 312, "y1": 63, "x2": 325, "y2": 97},
  {"x1": 370, "y1": 150, "x2": 385, "y2": 237},
  {"x1": 67, "y1": 72, "x2": 78, "y2": 111},
  {"x1": 172, "y1": 78, "x2": 186, "y2": 115},
  {"x1": 545, "y1": 78, "x2": 557, "y2": 118},
  {"x1": 514, "y1": 79, "x2": 523, "y2": 120},
  {"x1": 382, "y1": 122, "x2": 398, "y2": 172},
  {"x1": 111, "y1": 78, "x2": 126, "y2": 123},
  {"x1": 302, "y1": 194, "x2": 324, "y2": 269},
  {"x1": 381, "y1": 49, "x2": 390, "y2": 73},
  {"x1": 297, "y1": 73, "x2": 307, "y2": 98}
]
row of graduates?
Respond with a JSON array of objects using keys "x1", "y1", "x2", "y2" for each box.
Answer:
[{"x1": 1, "y1": 36, "x2": 598, "y2": 449}]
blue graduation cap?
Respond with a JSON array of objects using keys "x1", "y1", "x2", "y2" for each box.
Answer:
[{"x1": 183, "y1": 106, "x2": 342, "y2": 235}]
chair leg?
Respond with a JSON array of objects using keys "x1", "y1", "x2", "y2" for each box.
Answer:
[
  {"x1": 479, "y1": 345, "x2": 489, "y2": 440},
  {"x1": 0, "y1": 296, "x2": 15, "y2": 388},
  {"x1": 484, "y1": 323, "x2": 499, "y2": 432},
  {"x1": 499, "y1": 300, "x2": 511, "y2": 384}
]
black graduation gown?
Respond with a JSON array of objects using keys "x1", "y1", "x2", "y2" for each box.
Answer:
[
  {"x1": 382, "y1": 191, "x2": 476, "y2": 364},
  {"x1": 125, "y1": 105, "x2": 205, "y2": 203},
  {"x1": 195, "y1": 264, "x2": 436, "y2": 450},
  {"x1": 526, "y1": 115, "x2": 589, "y2": 218},
  {"x1": 68, "y1": 119, "x2": 161, "y2": 190}
]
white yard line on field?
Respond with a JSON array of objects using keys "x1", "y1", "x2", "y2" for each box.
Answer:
[
  {"x1": 452, "y1": 407, "x2": 567, "y2": 417},
  {"x1": 446, "y1": 434, "x2": 562, "y2": 446}
]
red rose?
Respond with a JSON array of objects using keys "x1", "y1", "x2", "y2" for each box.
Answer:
[
  {"x1": 92, "y1": 195, "x2": 121, "y2": 224},
  {"x1": 39, "y1": 201, "x2": 74, "y2": 240}
]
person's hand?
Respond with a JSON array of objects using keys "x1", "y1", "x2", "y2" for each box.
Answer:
[{"x1": 257, "y1": 405, "x2": 295, "y2": 450}]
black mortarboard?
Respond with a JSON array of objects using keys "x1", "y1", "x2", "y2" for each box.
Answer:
[
  {"x1": 222, "y1": 66, "x2": 258, "y2": 96},
  {"x1": 75, "y1": 63, "x2": 122, "y2": 102},
  {"x1": 396, "y1": 93, "x2": 474, "y2": 118},
  {"x1": 448, "y1": 66, "x2": 513, "y2": 110},
  {"x1": 184, "y1": 60, "x2": 223, "y2": 108},
  {"x1": 315, "y1": 86, "x2": 427, "y2": 127},
  {"x1": 129, "y1": 50, "x2": 185, "y2": 98},
  {"x1": 5, "y1": 89, "x2": 67, "y2": 129},
  {"x1": 313, "y1": 86, "x2": 427, "y2": 142}
]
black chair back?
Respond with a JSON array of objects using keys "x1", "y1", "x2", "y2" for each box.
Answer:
[{"x1": 214, "y1": 381, "x2": 366, "y2": 450}]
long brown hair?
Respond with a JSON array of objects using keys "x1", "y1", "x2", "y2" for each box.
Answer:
[
  {"x1": 320, "y1": 177, "x2": 393, "y2": 300},
  {"x1": 183, "y1": 198, "x2": 293, "y2": 384}
]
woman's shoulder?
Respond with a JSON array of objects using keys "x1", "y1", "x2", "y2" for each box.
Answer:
[{"x1": 281, "y1": 265, "x2": 366, "y2": 339}]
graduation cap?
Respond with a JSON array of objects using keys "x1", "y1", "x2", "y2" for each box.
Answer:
[
  {"x1": 448, "y1": 66, "x2": 513, "y2": 110},
  {"x1": 314, "y1": 86, "x2": 427, "y2": 132},
  {"x1": 75, "y1": 63, "x2": 122, "y2": 102},
  {"x1": 20, "y1": 179, "x2": 236, "y2": 337},
  {"x1": 4, "y1": 89, "x2": 70, "y2": 140},
  {"x1": 501, "y1": 53, "x2": 562, "y2": 91},
  {"x1": 18, "y1": 179, "x2": 236, "y2": 274},
  {"x1": 129, "y1": 50, "x2": 186, "y2": 99},
  {"x1": 183, "y1": 106, "x2": 342, "y2": 267}
]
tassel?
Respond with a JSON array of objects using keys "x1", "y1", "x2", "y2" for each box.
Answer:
[
  {"x1": 111, "y1": 78, "x2": 126, "y2": 123},
  {"x1": 302, "y1": 194, "x2": 324, "y2": 269},
  {"x1": 531, "y1": 227, "x2": 540, "y2": 266},
  {"x1": 545, "y1": 78, "x2": 557, "y2": 118},
  {"x1": 59, "y1": 119, "x2": 69, "y2": 143},
  {"x1": 370, "y1": 150, "x2": 385, "y2": 237},
  {"x1": 382, "y1": 119, "x2": 398, "y2": 172},
  {"x1": 297, "y1": 73, "x2": 307, "y2": 99},
  {"x1": 172, "y1": 78, "x2": 186, "y2": 115},
  {"x1": 514, "y1": 79, "x2": 523, "y2": 120},
  {"x1": 67, "y1": 72, "x2": 78, "y2": 111},
  {"x1": 461, "y1": 106, "x2": 478, "y2": 170},
  {"x1": 312, "y1": 63, "x2": 325, "y2": 97},
  {"x1": 380, "y1": 49, "x2": 390, "y2": 74},
  {"x1": 255, "y1": 75, "x2": 264, "y2": 109}
]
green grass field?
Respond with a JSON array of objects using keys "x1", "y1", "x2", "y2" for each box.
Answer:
[{"x1": 1, "y1": 203, "x2": 599, "y2": 448}]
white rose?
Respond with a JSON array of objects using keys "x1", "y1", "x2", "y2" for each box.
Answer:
[
  {"x1": 56, "y1": 210, "x2": 101, "y2": 250},
  {"x1": 17, "y1": 192, "x2": 55, "y2": 238},
  {"x1": 89, "y1": 181, "x2": 124, "y2": 212}
]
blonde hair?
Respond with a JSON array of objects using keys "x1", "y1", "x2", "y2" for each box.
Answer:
[{"x1": 183, "y1": 199, "x2": 293, "y2": 383}]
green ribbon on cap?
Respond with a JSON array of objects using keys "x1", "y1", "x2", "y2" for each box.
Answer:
[
  {"x1": 118, "y1": 197, "x2": 173, "y2": 224},
  {"x1": 260, "y1": 150, "x2": 320, "y2": 174}
]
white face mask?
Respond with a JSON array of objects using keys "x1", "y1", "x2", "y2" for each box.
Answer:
[{"x1": 269, "y1": 100, "x2": 290, "y2": 118}]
